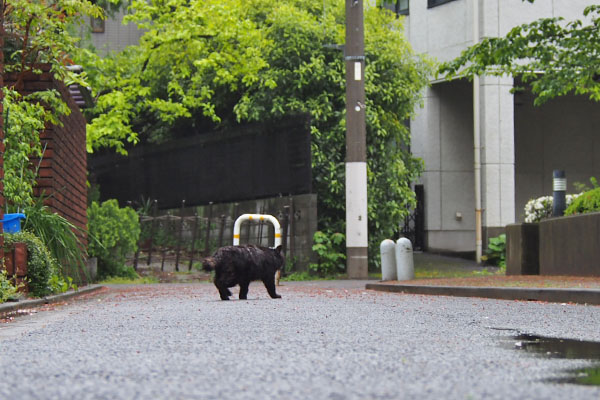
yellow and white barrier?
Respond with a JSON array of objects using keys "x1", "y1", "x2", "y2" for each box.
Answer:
[{"x1": 233, "y1": 214, "x2": 282, "y2": 248}]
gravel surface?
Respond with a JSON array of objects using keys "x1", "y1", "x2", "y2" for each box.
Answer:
[{"x1": 0, "y1": 281, "x2": 599, "y2": 399}]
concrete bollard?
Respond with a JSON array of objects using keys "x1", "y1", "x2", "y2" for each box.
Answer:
[
  {"x1": 380, "y1": 239, "x2": 397, "y2": 281},
  {"x1": 395, "y1": 237, "x2": 415, "y2": 281}
]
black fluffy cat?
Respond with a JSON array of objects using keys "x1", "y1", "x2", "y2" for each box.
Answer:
[{"x1": 203, "y1": 244, "x2": 284, "y2": 300}]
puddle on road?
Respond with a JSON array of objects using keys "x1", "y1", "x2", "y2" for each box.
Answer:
[{"x1": 506, "y1": 333, "x2": 600, "y2": 386}]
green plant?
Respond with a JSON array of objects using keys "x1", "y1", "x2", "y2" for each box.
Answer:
[
  {"x1": 5, "y1": 231, "x2": 62, "y2": 297},
  {"x1": 482, "y1": 234, "x2": 507, "y2": 270},
  {"x1": 0, "y1": 270, "x2": 21, "y2": 303},
  {"x1": 48, "y1": 275, "x2": 78, "y2": 294},
  {"x1": 573, "y1": 177, "x2": 599, "y2": 193},
  {"x1": 565, "y1": 187, "x2": 600, "y2": 216},
  {"x1": 309, "y1": 231, "x2": 346, "y2": 276},
  {"x1": 2, "y1": 89, "x2": 70, "y2": 212},
  {"x1": 281, "y1": 271, "x2": 314, "y2": 281},
  {"x1": 22, "y1": 197, "x2": 87, "y2": 282},
  {"x1": 88, "y1": 199, "x2": 141, "y2": 279},
  {"x1": 99, "y1": 275, "x2": 159, "y2": 285}
]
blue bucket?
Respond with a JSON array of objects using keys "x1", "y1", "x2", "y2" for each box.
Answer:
[{"x1": 1, "y1": 213, "x2": 26, "y2": 234}]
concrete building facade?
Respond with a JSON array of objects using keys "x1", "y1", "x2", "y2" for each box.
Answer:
[
  {"x1": 88, "y1": 8, "x2": 143, "y2": 55},
  {"x1": 397, "y1": 0, "x2": 600, "y2": 255}
]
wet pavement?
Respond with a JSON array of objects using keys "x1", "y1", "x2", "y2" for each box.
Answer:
[
  {"x1": 503, "y1": 333, "x2": 600, "y2": 386},
  {"x1": 0, "y1": 282, "x2": 599, "y2": 399}
]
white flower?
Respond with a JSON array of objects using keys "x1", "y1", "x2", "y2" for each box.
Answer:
[{"x1": 523, "y1": 193, "x2": 581, "y2": 223}]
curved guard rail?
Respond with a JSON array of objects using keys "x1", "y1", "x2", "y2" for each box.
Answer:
[{"x1": 233, "y1": 214, "x2": 282, "y2": 248}]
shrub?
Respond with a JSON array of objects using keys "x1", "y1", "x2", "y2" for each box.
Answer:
[
  {"x1": 5, "y1": 231, "x2": 61, "y2": 297},
  {"x1": 22, "y1": 198, "x2": 87, "y2": 282},
  {"x1": 0, "y1": 270, "x2": 20, "y2": 303},
  {"x1": 309, "y1": 231, "x2": 346, "y2": 276},
  {"x1": 524, "y1": 194, "x2": 580, "y2": 223},
  {"x1": 482, "y1": 234, "x2": 506, "y2": 269},
  {"x1": 564, "y1": 187, "x2": 600, "y2": 216},
  {"x1": 88, "y1": 199, "x2": 141, "y2": 279}
]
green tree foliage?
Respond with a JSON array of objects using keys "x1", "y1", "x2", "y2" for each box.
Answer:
[
  {"x1": 440, "y1": 2, "x2": 600, "y2": 105},
  {"x1": 2, "y1": 88, "x2": 69, "y2": 210},
  {"x1": 78, "y1": 0, "x2": 432, "y2": 269},
  {"x1": 1, "y1": 0, "x2": 105, "y2": 210}
]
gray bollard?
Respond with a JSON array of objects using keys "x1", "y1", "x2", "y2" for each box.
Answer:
[
  {"x1": 380, "y1": 239, "x2": 397, "y2": 281},
  {"x1": 395, "y1": 237, "x2": 415, "y2": 281}
]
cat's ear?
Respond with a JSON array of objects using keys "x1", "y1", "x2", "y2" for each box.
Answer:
[{"x1": 275, "y1": 245, "x2": 283, "y2": 254}]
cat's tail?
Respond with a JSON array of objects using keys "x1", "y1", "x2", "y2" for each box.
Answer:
[{"x1": 202, "y1": 257, "x2": 217, "y2": 272}]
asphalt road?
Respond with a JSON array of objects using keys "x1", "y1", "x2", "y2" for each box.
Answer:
[{"x1": 0, "y1": 281, "x2": 599, "y2": 399}]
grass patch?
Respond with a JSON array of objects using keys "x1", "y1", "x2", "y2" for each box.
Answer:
[
  {"x1": 415, "y1": 267, "x2": 501, "y2": 279},
  {"x1": 282, "y1": 271, "x2": 345, "y2": 281},
  {"x1": 99, "y1": 276, "x2": 160, "y2": 285}
]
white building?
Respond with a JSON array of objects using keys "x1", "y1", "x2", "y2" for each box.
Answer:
[{"x1": 390, "y1": 0, "x2": 600, "y2": 257}]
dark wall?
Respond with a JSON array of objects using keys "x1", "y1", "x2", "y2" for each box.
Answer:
[
  {"x1": 539, "y1": 212, "x2": 600, "y2": 276},
  {"x1": 89, "y1": 116, "x2": 312, "y2": 209}
]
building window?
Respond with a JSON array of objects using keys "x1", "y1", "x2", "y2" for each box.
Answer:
[
  {"x1": 381, "y1": 0, "x2": 409, "y2": 16},
  {"x1": 91, "y1": 17, "x2": 105, "y2": 33},
  {"x1": 428, "y1": 0, "x2": 458, "y2": 8}
]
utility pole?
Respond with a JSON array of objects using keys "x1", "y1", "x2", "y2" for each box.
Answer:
[{"x1": 345, "y1": 0, "x2": 368, "y2": 278}]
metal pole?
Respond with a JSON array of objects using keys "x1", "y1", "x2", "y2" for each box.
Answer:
[
  {"x1": 147, "y1": 200, "x2": 158, "y2": 265},
  {"x1": 473, "y1": 0, "x2": 483, "y2": 263},
  {"x1": 188, "y1": 213, "x2": 198, "y2": 271},
  {"x1": 174, "y1": 200, "x2": 185, "y2": 272},
  {"x1": 204, "y1": 202, "x2": 213, "y2": 254},
  {"x1": 345, "y1": 0, "x2": 368, "y2": 278},
  {"x1": 218, "y1": 214, "x2": 226, "y2": 247}
]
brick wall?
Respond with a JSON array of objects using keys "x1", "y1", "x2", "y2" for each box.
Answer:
[{"x1": 6, "y1": 67, "x2": 88, "y2": 245}]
